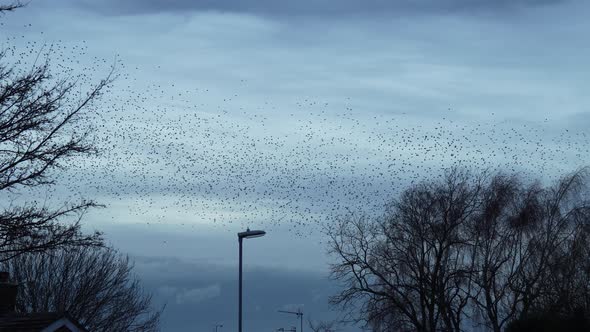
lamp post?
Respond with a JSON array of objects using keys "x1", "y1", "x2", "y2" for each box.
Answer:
[
  {"x1": 278, "y1": 309, "x2": 303, "y2": 332},
  {"x1": 238, "y1": 228, "x2": 266, "y2": 332},
  {"x1": 214, "y1": 324, "x2": 223, "y2": 332}
]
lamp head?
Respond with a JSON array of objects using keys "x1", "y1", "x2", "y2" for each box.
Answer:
[{"x1": 238, "y1": 228, "x2": 266, "y2": 239}]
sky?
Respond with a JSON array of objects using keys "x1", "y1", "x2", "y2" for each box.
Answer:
[{"x1": 2, "y1": 0, "x2": 590, "y2": 331}]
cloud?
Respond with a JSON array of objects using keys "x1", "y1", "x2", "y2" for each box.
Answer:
[
  {"x1": 157, "y1": 285, "x2": 178, "y2": 298},
  {"x1": 51, "y1": 0, "x2": 567, "y2": 17},
  {"x1": 175, "y1": 284, "x2": 222, "y2": 304},
  {"x1": 130, "y1": 255, "x2": 344, "y2": 331},
  {"x1": 9, "y1": 0, "x2": 590, "y2": 237}
]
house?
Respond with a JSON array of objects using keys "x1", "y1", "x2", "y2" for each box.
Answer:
[{"x1": 0, "y1": 272, "x2": 89, "y2": 332}]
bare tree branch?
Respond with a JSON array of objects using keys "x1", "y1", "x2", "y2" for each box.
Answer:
[
  {"x1": 328, "y1": 168, "x2": 590, "y2": 332},
  {"x1": 2, "y1": 246, "x2": 162, "y2": 332},
  {"x1": 0, "y1": 17, "x2": 116, "y2": 258}
]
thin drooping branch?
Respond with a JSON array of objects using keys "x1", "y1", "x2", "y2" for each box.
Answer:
[{"x1": 0, "y1": 1, "x2": 22, "y2": 13}]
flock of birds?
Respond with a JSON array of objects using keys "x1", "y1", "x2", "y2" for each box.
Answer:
[{"x1": 3, "y1": 23, "x2": 590, "y2": 237}]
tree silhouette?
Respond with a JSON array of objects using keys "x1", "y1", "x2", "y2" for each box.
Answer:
[
  {"x1": 2, "y1": 246, "x2": 161, "y2": 332},
  {"x1": 328, "y1": 168, "x2": 590, "y2": 331},
  {"x1": 0, "y1": 2, "x2": 110, "y2": 260},
  {"x1": 308, "y1": 318, "x2": 339, "y2": 332}
]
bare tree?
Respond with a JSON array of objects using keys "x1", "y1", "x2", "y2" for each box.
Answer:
[
  {"x1": 329, "y1": 169, "x2": 481, "y2": 331},
  {"x1": 0, "y1": 3, "x2": 111, "y2": 260},
  {"x1": 308, "y1": 318, "x2": 339, "y2": 332},
  {"x1": 328, "y1": 168, "x2": 590, "y2": 332},
  {"x1": 2, "y1": 246, "x2": 161, "y2": 332},
  {"x1": 469, "y1": 169, "x2": 590, "y2": 331}
]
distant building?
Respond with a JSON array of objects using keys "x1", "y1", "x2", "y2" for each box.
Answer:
[{"x1": 0, "y1": 272, "x2": 89, "y2": 332}]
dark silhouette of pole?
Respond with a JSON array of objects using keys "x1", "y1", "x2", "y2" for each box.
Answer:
[
  {"x1": 214, "y1": 324, "x2": 223, "y2": 332},
  {"x1": 239, "y1": 237, "x2": 243, "y2": 332},
  {"x1": 278, "y1": 309, "x2": 303, "y2": 332},
  {"x1": 238, "y1": 228, "x2": 266, "y2": 332}
]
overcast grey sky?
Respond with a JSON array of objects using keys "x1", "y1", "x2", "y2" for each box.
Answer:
[
  {"x1": 50, "y1": 0, "x2": 567, "y2": 16},
  {"x1": 2, "y1": 0, "x2": 590, "y2": 331}
]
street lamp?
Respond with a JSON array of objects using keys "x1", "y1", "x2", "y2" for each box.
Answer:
[
  {"x1": 238, "y1": 228, "x2": 266, "y2": 332},
  {"x1": 214, "y1": 324, "x2": 223, "y2": 332},
  {"x1": 278, "y1": 309, "x2": 303, "y2": 332}
]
